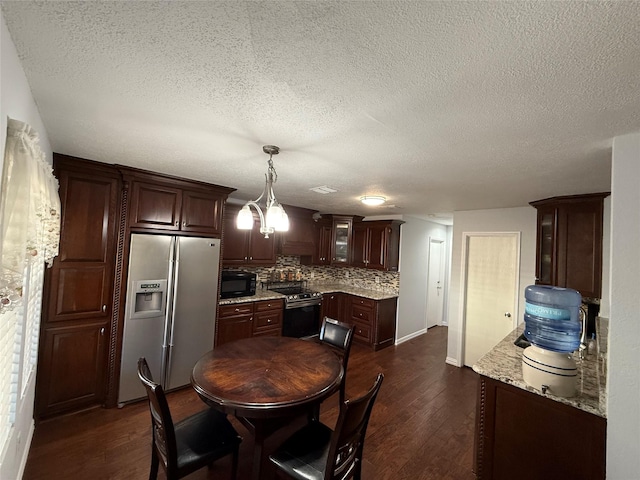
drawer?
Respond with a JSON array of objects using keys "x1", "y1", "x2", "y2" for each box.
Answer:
[
  {"x1": 219, "y1": 303, "x2": 252, "y2": 317},
  {"x1": 351, "y1": 296, "x2": 375, "y2": 309},
  {"x1": 254, "y1": 310, "x2": 282, "y2": 329},
  {"x1": 352, "y1": 321, "x2": 372, "y2": 344},
  {"x1": 351, "y1": 305, "x2": 374, "y2": 323},
  {"x1": 254, "y1": 299, "x2": 284, "y2": 312},
  {"x1": 252, "y1": 328, "x2": 281, "y2": 337}
]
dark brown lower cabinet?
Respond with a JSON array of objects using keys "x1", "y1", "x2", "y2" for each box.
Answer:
[
  {"x1": 320, "y1": 293, "x2": 397, "y2": 350},
  {"x1": 217, "y1": 304, "x2": 254, "y2": 346},
  {"x1": 348, "y1": 295, "x2": 397, "y2": 351},
  {"x1": 216, "y1": 299, "x2": 284, "y2": 345},
  {"x1": 475, "y1": 376, "x2": 606, "y2": 480},
  {"x1": 252, "y1": 300, "x2": 284, "y2": 337},
  {"x1": 321, "y1": 293, "x2": 344, "y2": 321},
  {"x1": 36, "y1": 322, "x2": 108, "y2": 417}
]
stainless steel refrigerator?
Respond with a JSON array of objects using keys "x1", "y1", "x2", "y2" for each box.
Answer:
[{"x1": 118, "y1": 234, "x2": 221, "y2": 405}]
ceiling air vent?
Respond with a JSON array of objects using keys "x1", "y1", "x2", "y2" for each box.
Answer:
[{"x1": 310, "y1": 186, "x2": 338, "y2": 194}]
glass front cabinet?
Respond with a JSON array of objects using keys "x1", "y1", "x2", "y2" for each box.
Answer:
[{"x1": 331, "y1": 216, "x2": 353, "y2": 265}]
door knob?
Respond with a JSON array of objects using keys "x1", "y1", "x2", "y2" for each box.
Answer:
[{"x1": 504, "y1": 312, "x2": 512, "y2": 318}]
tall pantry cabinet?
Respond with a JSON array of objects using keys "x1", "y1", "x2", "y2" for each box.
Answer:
[
  {"x1": 37, "y1": 156, "x2": 121, "y2": 419},
  {"x1": 37, "y1": 155, "x2": 234, "y2": 420}
]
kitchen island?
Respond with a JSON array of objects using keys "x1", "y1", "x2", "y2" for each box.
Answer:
[{"x1": 472, "y1": 319, "x2": 608, "y2": 480}]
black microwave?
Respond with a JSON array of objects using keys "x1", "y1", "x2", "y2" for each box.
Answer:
[{"x1": 220, "y1": 270, "x2": 257, "y2": 299}]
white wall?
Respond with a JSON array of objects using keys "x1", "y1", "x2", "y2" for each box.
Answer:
[
  {"x1": 599, "y1": 195, "x2": 611, "y2": 318},
  {"x1": 607, "y1": 132, "x2": 640, "y2": 478},
  {"x1": 446, "y1": 206, "x2": 537, "y2": 366},
  {"x1": 396, "y1": 215, "x2": 448, "y2": 342},
  {"x1": 0, "y1": 12, "x2": 52, "y2": 480}
]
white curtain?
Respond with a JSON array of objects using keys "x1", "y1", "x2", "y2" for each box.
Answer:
[{"x1": 0, "y1": 118, "x2": 60, "y2": 312}]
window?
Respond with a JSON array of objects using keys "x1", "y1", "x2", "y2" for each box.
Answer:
[
  {"x1": 19, "y1": 259, "x2": 44, "y2": 396},
  {"x1": 0, "y1": 309, "x2": 19, "y2": 451},
  {"x1": 0, "y1": 118, "x2": 60, "y2": 455}
]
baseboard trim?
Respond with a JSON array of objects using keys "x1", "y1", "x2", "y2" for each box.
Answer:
[
  {"x1": 395, "y1": 328, "x2": 428, "y2": 345},
  {"x1": 445, "y1": 356, "x2": 461, "y2": 367}
]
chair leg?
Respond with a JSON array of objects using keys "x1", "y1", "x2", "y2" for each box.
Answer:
[
  {"x1": 339, "y1": 384, "x2": 346, "y2": 406},
  {"x1": 308, "y1": 404, "x2": 321, "y2": 423},
  {"x1": 354, "y1": 458, "x2": 362, "y2": 480},
  {"x1": 230, "y1": 446, "x2": 239, "y2": 480},
  {"x1": 149, "y1": 449, "x2": 159, "y2": 480}
]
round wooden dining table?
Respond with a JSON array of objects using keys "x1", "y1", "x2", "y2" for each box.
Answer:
[{"x1": 191, "y1": 336, "x2": 343, "y2": 480}]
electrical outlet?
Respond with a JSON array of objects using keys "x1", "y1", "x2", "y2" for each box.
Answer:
[
  {"x1": 310, "y1": 272, "x2": 314, "y2": 279},
  {"x1": 375, "y1": 276, "x2": 380, "y2": 283},
  {"x1": 345, "y1": 271, "x2": 349, "y2": 278}
]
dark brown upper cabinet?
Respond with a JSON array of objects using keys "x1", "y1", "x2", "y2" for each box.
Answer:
[
  {"x1": 122, "y1": 168, "x2": 233, "y2": 237},
  {"x1": 277, "y1": 205, "x2": 317, "y2": 257},
  {"x1": 530, "y1": 193, "x2": 609, "y2": 299},
  {"x1": 352, "y1": 220, "x2": 403, "y2": 271},
  {"x1": 222, "y1": 204, "x2": 276, "y2": 266},
  {"x1": 302, "y1": 217, "x2": 332, "y2": 266}
]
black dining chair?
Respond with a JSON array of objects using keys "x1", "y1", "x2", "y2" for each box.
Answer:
[
  {"x1": 269, "y1": 373, "x2": 384, "y2": 480},
  {"x1": 319, "y1": 316, "x2": 355, "y2": 405},
  {"x1": 137, "y1": 357, "x2": 242, "y2": 480}
]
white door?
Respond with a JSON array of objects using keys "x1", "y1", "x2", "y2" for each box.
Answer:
[
  {"x1": 463, "y1": 233, "x2": 519, "y2": 367},
  {"x1": 426, "y1": 238, "x2": 445, "y2": 328}
]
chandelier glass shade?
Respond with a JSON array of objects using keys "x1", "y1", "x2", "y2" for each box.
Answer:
[{"x1": 236, "y1": 145, "x2": 289, "y2": 238}]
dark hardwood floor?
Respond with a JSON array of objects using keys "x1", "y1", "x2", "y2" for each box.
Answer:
[{"x1": 23, "y1": 326, "x2": 478, "y2": 480}]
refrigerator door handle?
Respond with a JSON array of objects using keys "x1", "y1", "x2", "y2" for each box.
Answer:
[
  {"x1": 165, "y1": 236, "x2": 181, "y2": 386},
  {"x1": 161, "y1": 236, "x2": 177, "y2": 387}
]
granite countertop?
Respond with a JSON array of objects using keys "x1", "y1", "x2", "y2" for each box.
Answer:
[
  {"x1": 218, "y1": 282, "x2": 398, "y2": 305},
  {"x1": 472, "y1": 317, "x2": 609, "y2": 418},
  {"x1": 218, "y1": 289, "x2": 287, "y2": 305},
  {"x1": 306, "y1": 282, "x2": 398, "y2": 301}
]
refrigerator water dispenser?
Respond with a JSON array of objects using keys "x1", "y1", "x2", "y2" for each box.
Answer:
[{"x1": 131, "y1": 279, "x2": 167, "y2": 318}]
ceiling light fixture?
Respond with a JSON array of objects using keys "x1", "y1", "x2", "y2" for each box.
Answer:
[
  {"x1": 236, "y1": 145, "x2": 289, "y2": 238},
  {"x1": 360, "y1": 195, "x2": 386, "y2": 206}
]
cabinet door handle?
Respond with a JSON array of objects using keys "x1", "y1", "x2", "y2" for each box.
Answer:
[
  {"x1": 175, "y1": 221, "x2": 179, "y2": 226},
  {"x1": 102, "y1": 304, "x2": 107, "y2": 313},
  {"x1": 249, "y1": 256, "x2": 253, "y2": 260},
  {"x1": 234, "y1": 308, "x2": 240, "y2": 312},
  {"x1": 182, "y1": 221, "x2": 186, "y2": 227},
  {"x1": 267, "y1": 318, "x2": 272, "y2": 323},
  {"x1": 100, "y1": 327, "x2": 105, "y2": 335}
]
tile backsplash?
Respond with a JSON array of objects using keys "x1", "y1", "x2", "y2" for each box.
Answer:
[{"x1": 234, "y1": 255, "x2": 400, "y2": 294}]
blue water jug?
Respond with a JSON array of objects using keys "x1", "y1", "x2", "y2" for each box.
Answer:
[{"x1": 523, "y1": 285, "x2": 582, "y2": 353}]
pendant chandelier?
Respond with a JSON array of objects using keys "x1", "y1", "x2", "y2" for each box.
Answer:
[{"x1": 236, "y1": 145, "x2": 289, "y2": 238}]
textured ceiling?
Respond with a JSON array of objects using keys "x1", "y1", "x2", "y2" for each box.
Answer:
[{"x1": 2, "y1": 1, "x2": 639, "y2": 222}]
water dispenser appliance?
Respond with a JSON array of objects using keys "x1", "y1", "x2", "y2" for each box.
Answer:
[{"x1": 521, "y1": 285, "x2": 582, "y2": 397}]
